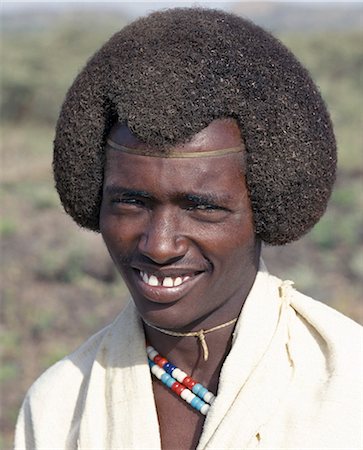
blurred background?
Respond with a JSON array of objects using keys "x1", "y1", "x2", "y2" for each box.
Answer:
[{"x1": 1, "y1": 1, "x2": 362, "y2": 447}]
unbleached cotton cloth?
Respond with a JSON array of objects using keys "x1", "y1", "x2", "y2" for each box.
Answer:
[{"x1": 15, "y1": 264, "x2": 363, "y2": 449}]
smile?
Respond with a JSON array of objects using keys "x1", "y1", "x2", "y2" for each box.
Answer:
[
  {"x1": 139, "y1": 270, "x2": 193, "y2": 288},
  {"x1": 130, "y1": 267, "x2": 206, "y2": 304}
]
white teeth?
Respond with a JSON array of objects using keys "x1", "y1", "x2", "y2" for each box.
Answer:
[
  {"x1": 148, "y1": 275, "x2": 159, "y2": 286},
  {"x1": 140, "y1": 270, "x2": 194, "y2": 287},
  {"x1": 142, "y1": 272, "x2": 149, "y2": 284},
  {"x1": 174, "y1": 277, "x2": 183, "y2": 287},
  {"x1": 162, "y1": 277, "x2": 174, "y2": 287}
]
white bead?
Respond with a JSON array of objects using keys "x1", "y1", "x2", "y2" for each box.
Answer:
[
  {"x1": 146, "y1": 346, "x2": 155, "y2": 354},
  {"x1": 150, "y1": 365, "x2": 159, "y2": 375},
  {"x1": 180, "y1": 388, "x2": 191, "y2": 401},
  {"x1": 173, "y1": 369, "x2": 187, "y2": 383},
  {"x1": 203, "y1": 392, "x2": 215, "y2": 404},
  {"x1": 157, "y1": 367, "x2": 166, "y2": 379},
  {"x1": 151, "y1": 365, "x2": 164, "y2": 379},
  {"x1": 171, "y1": 368, "x2": 179, "y2": 378},
  {"x1": 171, "y1": 368, "x2": 181, "y2": 382},
  {"x1": 184, "y1": 391, "x2": 196, "y2": 404},
  {"x1": 200, "y1": 404, "x2": 210, "y2": 415},
  {"x1": 148, "y1": 349, "x2": 158, "y2": 360}
]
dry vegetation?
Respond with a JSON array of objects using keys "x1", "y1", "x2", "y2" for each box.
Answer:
[{"x1": 1, "y1": 6, "x2": 362, "y2": 449}]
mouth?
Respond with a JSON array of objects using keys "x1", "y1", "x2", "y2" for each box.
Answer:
[
  {"x1": 139, "y1": 270, "x2": 194, "y2": 288},
  {"x1": 130, "y1": 267, "x2": 206, "y2": 303}
]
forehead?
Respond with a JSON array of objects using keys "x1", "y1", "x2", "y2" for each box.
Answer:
[
  {"x1": 104, "y1": 119, "x2": 247, "y2": 198},
  {"x1": 104, "y1": 151, "x2": 245, "y2": 197}
]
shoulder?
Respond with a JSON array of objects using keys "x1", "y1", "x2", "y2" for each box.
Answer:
[
  {"x1": 15, "y1": 301, "x2": 141, "y2": 449},
  {"x1": 267, "y1": 271, "x2": 362, "y2": 372},
  {"x1": 283, "y1": 282, "x2": 362, "y2": 380},
  {"x1": 15, "y1": 319, "x2": 114, "y2": 449},
  {"x1": 289, "y1": 286, "x2": 362, "y2": 344},
  {"x1": 28, "y1": 323, "x2": 108, "y2": 398},
  {"x1": 267, "y1": 270, "x2": 362, "y2": 340}
]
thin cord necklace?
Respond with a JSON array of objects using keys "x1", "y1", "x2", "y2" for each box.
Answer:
[{"x1": 143, "y1": 317, "x2": 238, "y2": 361}]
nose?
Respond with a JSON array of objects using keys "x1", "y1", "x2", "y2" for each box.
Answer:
[{"x1": 138, "y1": 207, "x2": 188, "y2": 264}]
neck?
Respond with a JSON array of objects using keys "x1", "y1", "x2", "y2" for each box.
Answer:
[
  {"x1": 144, "y1": 321, "x2": 235, "y2": 393},
  {"x1": 143, "y1": 266, "x2": 257, "y2": 389},
  {"x1": 145, "y1": 315, "x2": 237, "y2": 362},
  {"x1": 144, "y1": 249, "x2": 261, "y2": 390}
]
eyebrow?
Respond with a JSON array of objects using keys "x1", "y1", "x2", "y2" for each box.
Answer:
[
  {"x1": 104, "y1": 186, "x2": 154, "y2": 200},
  {"x1": 179, "y1": 192, "x2": 231, "y2": 205},
  {"x1": 104, "y1": 186, "x2": 231, "y2": 205}
]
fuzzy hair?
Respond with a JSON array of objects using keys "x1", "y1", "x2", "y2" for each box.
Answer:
[{"x1": 53, "y1": 7, "x2": 336, "y2": 245}]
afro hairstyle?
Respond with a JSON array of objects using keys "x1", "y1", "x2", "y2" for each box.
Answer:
[{"x1": 53, "y1": 7, "x2": 337, "y2": 245}]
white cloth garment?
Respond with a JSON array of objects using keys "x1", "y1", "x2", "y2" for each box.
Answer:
[{"x1": 15, "y1": 264, "x2": 363, "y2": 449}]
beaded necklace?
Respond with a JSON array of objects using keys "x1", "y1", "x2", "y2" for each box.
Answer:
[{"x1": 147, "y1": 345, "x2": 216, "y2": 416}]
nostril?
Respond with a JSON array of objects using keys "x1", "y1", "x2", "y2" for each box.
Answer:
[
  {"x1": 138, "y1": 228, "x2": 188, "y2": 265},
  {"x1": 138, "y1": 249, "x2": 187, "y2": 266}
]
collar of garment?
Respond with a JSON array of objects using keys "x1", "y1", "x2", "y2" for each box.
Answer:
[{"x1": 76, "y1": 259, "x2": 293, "y2": 449}]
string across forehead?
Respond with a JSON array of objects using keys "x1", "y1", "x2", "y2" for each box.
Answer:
[{"x1": 106, "y1": 138, "x2": 243, "y2": 158}]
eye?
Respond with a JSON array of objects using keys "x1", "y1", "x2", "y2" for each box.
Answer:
[
  {"x1": 186, "y1": 204, "x2": 219, "y2": 211},
  {"x1": 184, "y1": 202, "x2": 229, "y2": 222},
  {"x1": 112, "y1": 197, "x2": 144, "y2": 206},
  {"x1": 109, "y1": 197, "x2": 148, "y2": 214}
]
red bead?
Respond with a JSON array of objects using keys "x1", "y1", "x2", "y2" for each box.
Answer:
[
  {"x1": 171, "y1": 382, "x2": 183, "y2": 394},
  {"x1": 153, "y1": 355, "x2": 169, "y2": 367},
  {"x1": 174, "y1": 384, "x2": 186, "y2": 395},
  {"x1": 183, "y1": 376, "x2": 196, "y2": 389},
  {"x1": 157, "y1": 357, "x2": 168, "y2": 368},
  {"x1": 171, "y1": 382, "x2": 186, "y2": 396}
]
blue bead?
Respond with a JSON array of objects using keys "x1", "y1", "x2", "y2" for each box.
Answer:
[
  {"x1": 192, "y1": 383, "x2": 203, "y2": 395},
  {"x1": 198, "y1": 387, "x2": 209, "y2": 399},
  {"x1": 161, "y1": 373, "x2": 171, "y2": 385},
  {"x1": 164, "y1": 362, "x2": 177, "y2": 374},
  {"x1": 166, "y1": 377, "x2": 175, "y2": 388},
  {"x1": 161, "y1": 373, "x2": 170, "y2": 384},
  {"x1": 148, "y1": 359, "x2": 155, "y2": 368},
  {"x1": 190, "y1": 397, "x2": 204, "y2": 411}
]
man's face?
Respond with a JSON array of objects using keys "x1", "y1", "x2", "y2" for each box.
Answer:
[{"x1": 100, "y1": 119, "x2": 260, "y2": 330}]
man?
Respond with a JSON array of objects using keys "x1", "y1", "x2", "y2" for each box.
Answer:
[{"x1": 15, "y1": 8, "x2": 362, "y2": 449}]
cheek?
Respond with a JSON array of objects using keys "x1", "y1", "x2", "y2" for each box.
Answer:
[
  {"x1": 200, "y1": 227, "x2": 257, "y2": 294},
  {"x1": 214, "y1": 232, "x2": 256, "y2": 266},
  {"x1": 100, "y1": 210, "x2": 137, "y2": 259},
  {"x1": 199, "y1": 214, "x2": 256, "y2": 258}
]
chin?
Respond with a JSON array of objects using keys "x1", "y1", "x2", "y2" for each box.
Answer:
[{"x1": 132, "y1": 295, "x2": 212, "y2": 331}]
